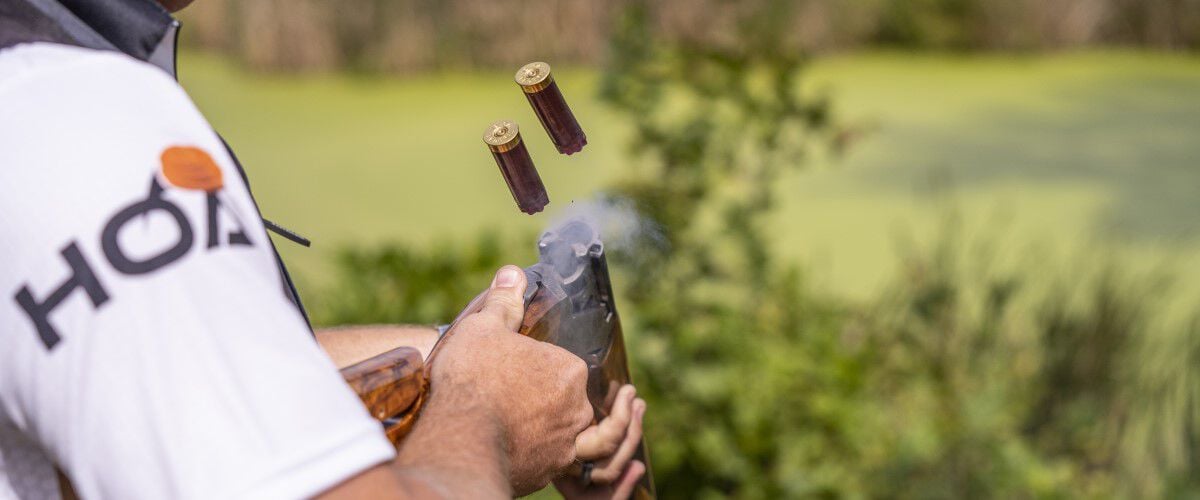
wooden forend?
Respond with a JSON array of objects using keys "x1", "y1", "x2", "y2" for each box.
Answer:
[{"x1": 341, "y1": 346, "x2": 427, "y2": 445}]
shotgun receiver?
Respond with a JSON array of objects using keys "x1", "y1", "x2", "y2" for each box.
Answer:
[{"x1": 340, "y1": 219, "x2": 656, "y2": 498}]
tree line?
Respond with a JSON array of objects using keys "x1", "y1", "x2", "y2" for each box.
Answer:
[{"x1": 179, "y1": 0, "x2": 1199, "y2": 73}]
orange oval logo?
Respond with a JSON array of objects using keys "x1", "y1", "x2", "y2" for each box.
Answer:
[{"x1": 161, "y1": 146, "x2": 223, "y2": 192}]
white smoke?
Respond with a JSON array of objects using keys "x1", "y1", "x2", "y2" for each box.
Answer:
[{"x1": 545, "y1": 196, "x2": 666, "y2": 255}]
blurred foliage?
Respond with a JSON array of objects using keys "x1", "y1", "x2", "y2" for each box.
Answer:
[
  {"x1": 595, "y1": 2, "x2": 1200, "y2": 496},
  {"x1": 840, "y1": 230, "x2": 1200, "y2": 499},
  {"x1": 314, "y1": 233, "x2": 508, "y2": 326},
  {"x1": 313, "y1": 0, "x2": 1200, "y2": 497},
  {"x1": 596, "y1": 0, "x2": 854, "y2": 496}
]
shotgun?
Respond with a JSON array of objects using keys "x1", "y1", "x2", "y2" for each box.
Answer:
[{"x1": 341, "y1": 219, "x2": 655, "y2": 498}]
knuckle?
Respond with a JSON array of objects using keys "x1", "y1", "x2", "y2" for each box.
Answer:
[
  {"x1": 576, "y1": 403, "x2": 594, "y2": 429},
  {"x1": 487, "y1": 290, "x2": 523, "y2": 312},
  {"x1": 593, "y1": 468, "x2": 618, "y2": 484},
  {"x1": 543, "y1": 347, "x2": 585, "y2": 378},
  {"x1": 565, "y1": 356, "x2": 588, "y2": 383},
  {"x1": 597, "y1": 437, "x2": 620, "y2": 457},
  {"x1": 558, "y1": 446, "x2": 578, "y2": 470},
  {"x1": 602, "y1": 423, "x2": 625, "y2": 443},
  {"x1": 610, "y1": 408, "x2": 631, "y2": 427}
]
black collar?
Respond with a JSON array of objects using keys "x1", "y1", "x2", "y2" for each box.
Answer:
[
  {"x1": 3, "y1": 0, "x2": 178, "y2": 76},
  {"x1": 57, "y1": 0, "x2": 174, "y2": 61}
]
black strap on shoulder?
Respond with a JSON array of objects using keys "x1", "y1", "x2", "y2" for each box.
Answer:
[
  {"x1": 0, "y1": 0, "x2": 79, "y2": 50},
  {"x1": 55, "y1": 0, "x2": 170, "y2": 60}
]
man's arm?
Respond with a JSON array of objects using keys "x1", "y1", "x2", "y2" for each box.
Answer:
[
  {"x1": 319, "y1": 397, "x2": 510, "y2": 499},
  {"x1": 316, "y1": 325, "x2": 440, "y2": 368},
  {"x1": 317, "y1": 266, "x2": 594, "y2": 498},
  {"x1": 0, "y1": 48, "x2": 590, "y2": 499},
  {"x1": 314, "y1": 270, "x2": 651, "y2": 499}
]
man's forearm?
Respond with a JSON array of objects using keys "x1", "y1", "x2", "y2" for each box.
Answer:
[
  {"x1": 317, "y1": 352, "x2": 510, "y2": 499},
  {"x1": 393, "y1": 393, "x2": 511, "y2": 498},
  {"x1": 315, "y1": 324, "x2": 509, "y2": 498},
  {"x1": 316, "y1": 325, "x2": 440, "y2": 368}
]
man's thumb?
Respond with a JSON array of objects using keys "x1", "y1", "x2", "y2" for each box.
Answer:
[{"x1": 480, "y1": 265, "x2": 528, "y2": 332}]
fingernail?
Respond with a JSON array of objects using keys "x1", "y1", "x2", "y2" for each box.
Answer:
[{"x1": 493, "y1": 267, "x2": 520, "y2": 288}]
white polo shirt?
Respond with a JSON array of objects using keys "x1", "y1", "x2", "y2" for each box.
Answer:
[{"x1": 0, "y1": 43, "x2": 394, "y2": 500}]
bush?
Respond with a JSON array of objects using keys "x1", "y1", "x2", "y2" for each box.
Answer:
[
  {"x1": 312, "y1": 1, "x2": 1200, "y2": 496},
  {"x1": 313, "y1": 233, "x2": 511, "y2": 326}
]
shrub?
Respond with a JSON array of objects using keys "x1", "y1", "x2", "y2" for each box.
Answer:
[{"x1": 312, "y1": 1, "x2": 1200, "y2": 496}]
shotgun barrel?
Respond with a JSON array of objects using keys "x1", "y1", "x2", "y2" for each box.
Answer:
[{"x1": 519, "y1": 220, "x2": 656, "y2": 499}]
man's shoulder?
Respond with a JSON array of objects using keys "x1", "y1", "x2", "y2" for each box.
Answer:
[
  {"x1": 0, "y1": 41, "x2": 205, "y2": 174},
  {"x1": 0, "y1": 40, "x2": 228, "y2": 268},
  {"x1": 0, "y1": 42, "x2": 164, "y2": 91},
  {"x1": 0, "y1": 42, "x2": 193, "y2": 141}
]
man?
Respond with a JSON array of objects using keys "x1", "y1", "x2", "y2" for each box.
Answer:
[{"x1": 0, "y1": 0, "x2": 646, "y2": 498}]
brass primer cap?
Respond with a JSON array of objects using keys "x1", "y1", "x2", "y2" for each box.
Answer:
[
  {"x1": 483, "y1": 120, "x2": 522, "y2": 153},
  {"x1": 515, "y1": 62, "x2": 553, "y2": 93}
]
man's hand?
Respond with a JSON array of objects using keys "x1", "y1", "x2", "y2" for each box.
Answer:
[
  {"x1": 426, "y1": 265, "x2": 595, "y2": 495},
  {"x1": 318, "y1": 266, "x2": 593, "y2": 499},
  {"x1": 555, "y1": 384, "x2": 648, "y2": 500}
]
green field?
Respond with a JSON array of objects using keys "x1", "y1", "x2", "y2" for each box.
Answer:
[{"x1": 179, "y1": 51, "x2": 1200, "y2": 306}]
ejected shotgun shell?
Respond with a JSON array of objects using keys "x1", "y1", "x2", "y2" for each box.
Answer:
[
  {"x1": 483, "y1": 120, "x2": 549, "y2": 215},
  {"x1": 515, "y1": 62, "x2": 587, "y2": 155}
]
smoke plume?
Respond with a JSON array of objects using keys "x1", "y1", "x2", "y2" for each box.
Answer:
[{"x1": 544, "y1": 196, "x2": 667, "y2": 256}]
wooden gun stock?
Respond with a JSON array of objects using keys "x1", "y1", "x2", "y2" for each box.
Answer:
[{"x1": 340, "y1": 346, "x2": 426, "y2": 444}]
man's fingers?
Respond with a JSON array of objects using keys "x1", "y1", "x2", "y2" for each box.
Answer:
[
  {"x1": 612, "y1": 460, "x2": 647, "y2": 499},
  {"x1": 575, "y1": 385, "x2": 637, "y2": 460},
  {"x1": 478, "y1": 265, "x2": 528, "y2": 332},
  {"x1": 552, "y1": 460, "x2": 645, "y2": 500},
  {"x1": 588, "y1": 398, "x2": 645, "y2": 484}
]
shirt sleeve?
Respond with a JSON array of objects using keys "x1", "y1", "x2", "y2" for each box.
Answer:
[{"x1": 0, "y1": 44, "x2": 394, "y2": 500}]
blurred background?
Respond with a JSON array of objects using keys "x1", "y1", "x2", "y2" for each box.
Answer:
[{"x1": 176, "y1": 0, "x2": 1199, "y2": 497}]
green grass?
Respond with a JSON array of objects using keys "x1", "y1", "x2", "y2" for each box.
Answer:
[{"x1": 179, "y1": 51, "x2": 1200, "y2": 307}]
